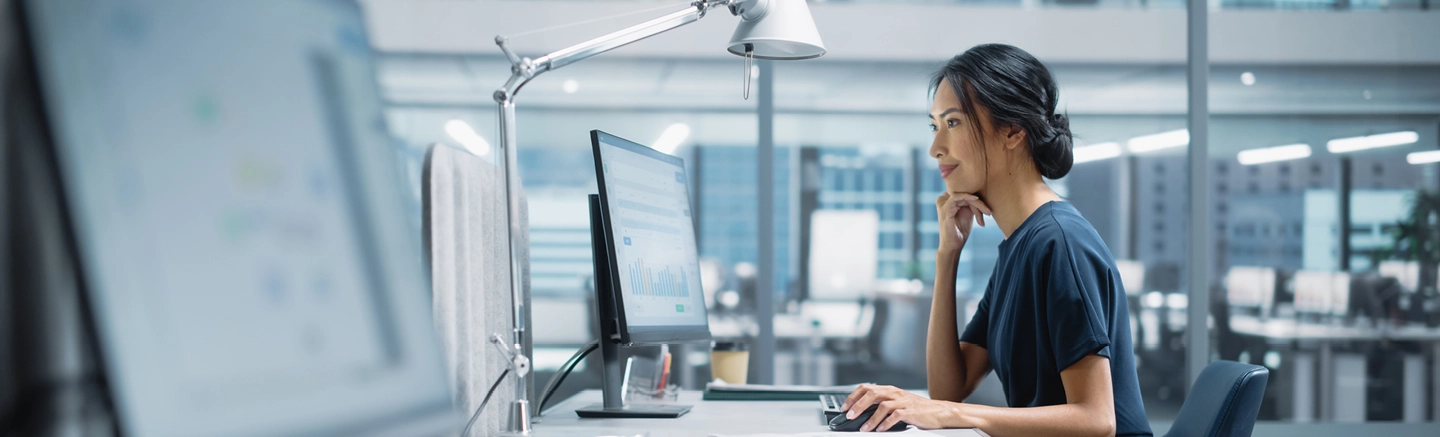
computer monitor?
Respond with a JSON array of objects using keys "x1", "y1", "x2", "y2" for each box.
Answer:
[
  {"x1": 1378, "y1": 260, "x2": 1420, "y2": 293},
  {"x1": 1114, "y1": 260, "x2": 1146, "y2": 297},
  {"x1": 1226, "y1": 266, "x2": 1278, "y2": 312},
  {"x1": 1292, "y1": 270, "x2": 1350, "y2": 317},
  {"x1": 24, "y1": 1, "x2": 454, "y2": 436},
  {"x1": 578, "y1": 130, "x2": 712, "y2": 418},
  {"x1": 808, "y1": 210, "x2": 879, "y2": 301}
]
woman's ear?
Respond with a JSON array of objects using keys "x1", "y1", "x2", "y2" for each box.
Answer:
[{"x1": 1001, "y1": 124, "x2": 1026, "y2": 151}]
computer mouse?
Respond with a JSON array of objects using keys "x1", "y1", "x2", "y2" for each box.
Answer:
[{"x1": 827, "y1": 404, "x2": 910, "y2": 432}]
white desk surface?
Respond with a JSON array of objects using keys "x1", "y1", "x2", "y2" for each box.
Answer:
[
  {"x1": 536, "y1": 390, "x2": 985, "y2": 437},
  {"x1": 1229, "y1": 315, "x2": 1440, "y2": 342}
]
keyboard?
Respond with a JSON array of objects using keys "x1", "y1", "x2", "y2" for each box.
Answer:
[{"x1": 819, "y1": 394, "x2": 846, "y2": 423}]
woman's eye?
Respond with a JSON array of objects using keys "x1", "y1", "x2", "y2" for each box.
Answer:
[
  {"x1": 947, "y1": 119, "x2": 959, "y2": 128},
  {"x1": 929, "y1": 124, "x2": 937, "y2": 132}
]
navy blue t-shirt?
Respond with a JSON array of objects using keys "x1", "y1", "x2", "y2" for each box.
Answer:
[{"x1": 959, "y1": 201, "x2": 1151, "y2": 437}]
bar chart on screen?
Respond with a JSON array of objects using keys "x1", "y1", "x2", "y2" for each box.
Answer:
[{"x1": 627, "y1": 259, "x2": 691, "y2": 298}]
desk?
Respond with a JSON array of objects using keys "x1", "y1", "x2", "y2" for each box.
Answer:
[
  {"x1": 536, "y1": 390, "x2": 985, "y2": 437},
  {"x1": 1228, "y1": 315, "x2": 1440, "y2": 422}
]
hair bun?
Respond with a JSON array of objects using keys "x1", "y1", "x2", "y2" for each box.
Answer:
[
  {"x1": 1038, "y1": 112, "x2": 1074, "y2": 179},
  {"x1": 1049, "y1": 113, "x2": 1070, "y2": 134}
]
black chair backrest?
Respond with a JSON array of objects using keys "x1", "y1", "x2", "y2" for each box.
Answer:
[{"x1": 1165, "y1": 361, "x2": 1268, "y2": 437}]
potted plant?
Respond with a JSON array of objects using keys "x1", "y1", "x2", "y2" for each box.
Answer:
[{"x1": 1372, "y1": 190, "x2": 1440, "y2": 327}]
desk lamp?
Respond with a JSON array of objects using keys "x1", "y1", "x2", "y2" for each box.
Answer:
[{"x1": 486, "y1": 1, "x2": 824, "y2": 435}]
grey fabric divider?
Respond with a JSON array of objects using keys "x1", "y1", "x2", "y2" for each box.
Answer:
[{"x1": 423, "y1": 144, "x2": 531, "y2": 435}]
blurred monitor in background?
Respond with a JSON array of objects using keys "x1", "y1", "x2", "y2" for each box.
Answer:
[
  {"x1": 1291, "y1": 270, "x2": 1349, "y2": 317},
  {"x1": 1115, "y1": 260, "x2": 1145, "y2": 297},
  {"x1": 1378, "y1": 260, "x2": 1420, "y2": 293},
  {"x1": 23, "y1": 1, "x2": 454, "y2": 436},
  {"x1": 1226, "y1": 266, "x2": 1278, "y2": 313},
  {"x1": 807, "y1": 210, "x2": 879, "y2": 301}
]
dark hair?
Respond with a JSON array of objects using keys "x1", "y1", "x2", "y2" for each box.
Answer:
[{"x1": 929, "y1": 44, "x2": 1073, "y2": 179}]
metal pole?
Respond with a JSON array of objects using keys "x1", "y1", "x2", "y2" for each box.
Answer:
[
  {"x1": 1122, "y1": 156, "x2": 1137, "y2": 260},
  {"x1": 496, "y1": 98, "x2": 532, "y2": 433},
  {"x1": 1185, "y1": 0, "x2": 1211, "y2": 389},
  {"x1": 755, "y1": 59, "x2": 776, "y2": 385},
  {"x1": 1338, "y1": 157, "x2": 1352, "y2": 271}
]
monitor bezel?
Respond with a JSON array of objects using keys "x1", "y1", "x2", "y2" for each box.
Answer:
[{"x1": 589, "y1": 129, "x2": 712, "y2": 346}]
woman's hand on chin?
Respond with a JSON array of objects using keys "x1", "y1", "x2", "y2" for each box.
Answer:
[
  {"x1": 840, "y1": 384, "x2": 963, "y2": 432},
  {"x1": 936, "y1": 192, "x2": 993, "y2": 254}
]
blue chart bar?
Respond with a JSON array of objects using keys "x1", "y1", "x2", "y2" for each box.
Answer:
[{"x1": 626, "y1": 259, "x2": 689, "y2": 297}]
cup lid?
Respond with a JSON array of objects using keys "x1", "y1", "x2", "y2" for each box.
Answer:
[{"x1": 712, "y1": 340, "x2": 749, "y2": 352}]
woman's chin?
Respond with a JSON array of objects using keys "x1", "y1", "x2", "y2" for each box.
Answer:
[{"x1": 943, "y1": 182, "x2": 978, "y2": 195}]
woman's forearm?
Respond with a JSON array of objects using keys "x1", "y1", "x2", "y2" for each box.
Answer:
[
  {"x1": 926, "y1": 248, "x2": 964, "y2": 402},
  {"x1": 944, "y1": 402, "x2": 1116, "y2": 437}
]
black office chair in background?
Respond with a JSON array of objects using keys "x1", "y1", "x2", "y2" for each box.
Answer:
[{"x1": 1165, "y1": 361, "x2": 1269, "y2": 437}]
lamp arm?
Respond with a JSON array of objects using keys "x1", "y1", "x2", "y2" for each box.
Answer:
[
  {"x1": 493, "y1": 0, "x2": 733, "y2": 102},
  {"x1": 487, "y1": 2, "x2": 749, "y2": 432}
]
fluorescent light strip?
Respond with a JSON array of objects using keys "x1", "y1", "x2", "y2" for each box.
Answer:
[
  {"x1": 1073, "y1": 142, "x2": 1122, "y2": 164},
  {"x1": 1326, "y1": 131, "x2": 1418, "y2": 154},
  {"x1": 1127, "y1": 129, "x2": 1189, "y2": 154},
  {"x1": 1408, "y1": 150, "x2": 1440, "y2": 165},
  {"x1": 652, "y1": 123, "x2": 691, "y2": 155},
  {"x1": 1237, "y1": 144, "x2": 1311, "y2": 166}
]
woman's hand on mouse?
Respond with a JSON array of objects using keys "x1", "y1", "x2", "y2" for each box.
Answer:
[
  {"x1": 841, "y1": 384, "x2": 958, "y2": 432},
  {"x1": 935, "y1": 192, "x2": 992, "y2": 255}
]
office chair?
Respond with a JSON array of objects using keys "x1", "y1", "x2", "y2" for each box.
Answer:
[{"x1": 1165, "y1": 361, "x2": 1268, "y2": 437}]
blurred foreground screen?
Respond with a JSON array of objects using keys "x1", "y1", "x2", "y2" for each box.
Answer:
[{"x1": 23, "y1": 1, "x2": 454, "y2": 436}]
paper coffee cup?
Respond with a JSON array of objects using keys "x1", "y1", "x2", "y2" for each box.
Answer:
[{"x1": 710, "y1": 341, "x2": 749, "y2": 384}]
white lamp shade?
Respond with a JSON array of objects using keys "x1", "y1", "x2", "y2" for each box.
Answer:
[{"x1": 726, "y1": 0, "x2": 825, "y2": 60}]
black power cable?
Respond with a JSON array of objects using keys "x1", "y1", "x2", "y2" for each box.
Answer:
[
  {"x1": 537, "y1": 340, "x2": 600, "y2": 415},
  {"x1": 461, "y1": 368, "x2": 510, "y2": 437}
]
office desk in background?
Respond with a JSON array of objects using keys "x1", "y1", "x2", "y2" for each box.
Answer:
[
  {"x1": 1229, "y1": 315, "x2": 1440, "y2": 423},
  {"x1": 708, "y1": 302, "x2": 873, "y2": 386},
  {"x1": 708, "y1": 302, "x2": 873, "y2": 340},
  {"x1": 537, "y1": 390, "x2": 985, "y2": 437}
]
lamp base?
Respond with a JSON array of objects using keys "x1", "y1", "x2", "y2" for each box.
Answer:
[
  {"x1": 575, "y1": 403, "x2": 692, "y2": 419},
  {"x1": 506, "y1": 399, "x2": 532, "y2": 435}
]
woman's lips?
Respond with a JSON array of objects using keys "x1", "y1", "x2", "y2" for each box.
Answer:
[{"x1": 939, "y1": 164, "x2": 958, "y2": 178}]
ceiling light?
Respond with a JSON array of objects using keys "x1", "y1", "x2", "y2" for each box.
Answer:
[
  {"x1": 444, "y1": 119, "x2": 490, "y2": 156},
  {"x1": 1240, "y1": 72, "x2": 1255, "y2": 86},
  {"x1": 1408, "y1": 150, "x2": 1440, "y2": 165},
  {"x1": 1073, "y1": 142, "x2": 1122, "y2": 164},
  {"x1": 652, "y1": 123, "x2": 691, "y2": 155},
  {"x1": 1326, "y1": 131, "x2": 1419, "y2": 154},
  {"x1": 1237, "y1": 144, "x2": 1311, "y2": 166},
  {"x1": 562, "y1": 79, "x2": 579, "y2": 94},
  {"x1": 1127, "y1": 129, "x2": 1189, "y2": 154}
]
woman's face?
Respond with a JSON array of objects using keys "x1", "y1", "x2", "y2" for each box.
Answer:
[{"x1": 928, "y1": 79, "x2": 991, "y2": 195}]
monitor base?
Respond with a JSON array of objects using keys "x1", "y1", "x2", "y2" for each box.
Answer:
[{"x1": 575, "y1": 403, "x2": 692, "y2": 419}]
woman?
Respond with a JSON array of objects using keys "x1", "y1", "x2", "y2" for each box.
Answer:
[{"x1": 840, "y1": 44, "x2": 1150, "y2": 437}]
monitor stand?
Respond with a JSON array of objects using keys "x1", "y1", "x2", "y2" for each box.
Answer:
[
  {"x1": 576, "y1": 195, "x2": 692, "y2": 419},
  {"x1": 572, "y1": 335, "x2": 692, "y2": 418}
]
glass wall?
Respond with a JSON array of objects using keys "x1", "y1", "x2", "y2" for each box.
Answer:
[{"x1": 1208, "y1": 14, "x2": 1440, "y2": 428}]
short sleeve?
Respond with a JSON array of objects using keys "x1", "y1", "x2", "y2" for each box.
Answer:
[
  {"x1": 1044, "y1": 238, "x2": 1112, "y2": 372},
  {"x1": 959, "y1": 279, "x2": 993, "y2": 348}
]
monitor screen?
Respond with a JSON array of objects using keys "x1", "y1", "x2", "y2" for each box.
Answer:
[
  {"x1": 590, "y1": 131, "x2": 710, "y2": 342},
  {"x1": 808, "y1": 210, "x2": 879, "y2": 301},
  {"x1": 25, "y1": 1, "x2": 453, "y2": 436},
  {"x1": 1225, "y1": 266, "x2": 1276, "y2": 309}
]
